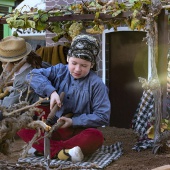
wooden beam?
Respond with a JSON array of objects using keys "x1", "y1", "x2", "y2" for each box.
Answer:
[
  {"x1": 48, "y1": 12, "x2": 131, "y2": 22},
  {"x1": 157, "y1": 9, "x2": 169, "y2": 116},
  {"x1": 0, "y1": 18, "x2": 6, "y2": 24},
  {"x1": 0, "y1": 11, "x2": 132, "y2": 24}
]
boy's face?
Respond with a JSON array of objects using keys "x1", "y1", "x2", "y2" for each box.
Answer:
[
  {"x1": 67, "y1": 57, "x2": 94, "y2": 79},
  {"x1": 2, "y1": 62, "x2": 14, "y2": 73}
]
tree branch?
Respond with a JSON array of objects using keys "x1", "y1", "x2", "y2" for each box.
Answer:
[{"x1": 3, "y1": 98, "x2": 47, "y2": 117}]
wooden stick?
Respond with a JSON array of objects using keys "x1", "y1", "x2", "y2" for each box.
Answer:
[
  {"x1": 47, "y1": 112, "x2": 73, "y2": 137},
  {"x1": 21, "y1": 131, "x2": 40, "y2": 158},
  {"x1": 0, "y1": 62, "x2": 10, "y2": 80},
  {"x1": 3, "y1": 98, "x2": 48, "y2": 117},
  {"x1": 6, "y1": 56, "x2": 27, "y2": 81},
  {"x1": 0, "y1": 55, "x2": 28, "y2": 89},
  {"x1": 46, "y1": 92, "x2": 65, "y2": 125}
]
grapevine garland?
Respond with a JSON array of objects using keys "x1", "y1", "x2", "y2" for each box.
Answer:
[{"x1": 0, "y1": 0, "x2": 169, "y2": 42}]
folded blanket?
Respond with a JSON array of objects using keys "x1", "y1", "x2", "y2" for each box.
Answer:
[{"x1": 18, "y1": 142, "x2": 123, "y2": 169}]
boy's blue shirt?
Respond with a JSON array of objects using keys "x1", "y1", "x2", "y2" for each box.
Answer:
[{"x1": 27, "y1": 63, "x2": 111, "y2": 127}]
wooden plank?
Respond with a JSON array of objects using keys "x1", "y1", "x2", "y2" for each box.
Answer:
[
  {"x1": 157, "y1": 9, "x2": 169, "y2": 117},
  {"x1": 0, "y1": 18, "x2": 7, "y2": 24},
  {"x1": 0, "y1": 11, "x2": 132, "y2": 24},
  {"x1": 48, "y1": 12, "x2": 131, "y2": 22}
]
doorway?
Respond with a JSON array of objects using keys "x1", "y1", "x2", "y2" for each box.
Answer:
[{"x1": 106, "y1": 31, "x2": 148, "y2": 128}]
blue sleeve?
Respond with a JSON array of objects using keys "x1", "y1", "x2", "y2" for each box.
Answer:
[{"x1": 26, "y1": 64, "x2": 63, "y2": 98}]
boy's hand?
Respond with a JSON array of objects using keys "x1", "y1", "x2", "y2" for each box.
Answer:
[
  {"x1": 57, "y1": 117, "x2": 73, "y2": 128},
  {"x1": 50, "y1": 91, "x2": 62, "y2": 110}
]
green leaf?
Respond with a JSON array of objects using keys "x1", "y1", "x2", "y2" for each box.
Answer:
[
  {"x1": 167, "y1": 125, "x2": 170, "y2": 130},
  {"x1": 38, "y1": 9, "x2": 44, "y2": 14},
  {"x1": 132, "y1": 9, "x2": 139, "y2": 17},
  {"x1": 36, "y1": 21, "x2": 46, "y2": 31},
  {"x1": 54, "y1": 12, "x2": 62, "y2": 16},
  {"x1": 19, "y1": 14, "x2": 27, "y2": 19},
  {"x1": 13, "y1": 9, "x2": 20, "y2": 19},
  {"x1": 93, "y1": 25, "x2": 98, "y2": 31},
  {"x1": 33, "y1": 14, "x2": 39, "y2": 21},
  {"x1": 12, "y1": 20, "x2": 25, "y2": 28},
  {"x1": 163, "y1": 119, "x2": 169, "y2": 124},
  {"x1": 96, "y1": 3, "x2": 103, "y2": 9},
  {"x1": 106, "y1": 23, "x2": 112, "y2": 30},
  {"x1": 130, "y1": 18, "x2": 140, "y2": 30},
  {"x1": 95, "y1": 12, "x2": 100, "y2": 19},
  {"x1": 131, "y1": 1, "x2": 142, "y2": 10},
  {"x1": 51, "y1": 22, "x2": 63, "y2": 33},
  {"x1": 12, "y1": 31, "x2": 18, "y2": 37},
  {"x1": 40, "y1": 13, "x2": 48, "y2": 22},
  {"x1": 52, "y1": 31, "x2": 65, "y2": 42},
  {"x1": 119, "y1": 3, "x2": 126, "y2": 10},
  {"x1": 26, "y1": 20, "x2": 35, "y2": 28},
  {"x1": 112, "y1": 10, "x2": 122, "y2": 17},
  {"x1": 129, "y1": 0, "x2": 136, "y2": 3},
  {"x1": 6, "y1": 17, "x2": 14, "y2": 24},
  {"x1": 89, "y1": 1, "x2": 96, "y2": 7},
  {"x1": 141, "y1": 0, "x2": 151, "y2": 4}
]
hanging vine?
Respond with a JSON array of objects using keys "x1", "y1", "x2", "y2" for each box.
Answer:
[{"x1": 1, "y1": 0, "x2": 169, "y2": 42}]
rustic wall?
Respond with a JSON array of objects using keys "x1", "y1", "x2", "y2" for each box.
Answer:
[{"x1": 45, "y1": 0, "x2": 103, "y2": 77}]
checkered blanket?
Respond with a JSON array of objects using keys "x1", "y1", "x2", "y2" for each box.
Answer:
[
  {"x1": 132, "y1": 89, "x2": 154, "y2": 151},
  {"x1": 132, "y1": 139, "x2": 154, "y2": 152},
  {"x1": 18, "y1": 142, "x2": 123, "y2": 169}
]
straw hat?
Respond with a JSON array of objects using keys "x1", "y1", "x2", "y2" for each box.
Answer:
[{"x1": 0, "y1": 36, "x2": 32, "y2": 62}]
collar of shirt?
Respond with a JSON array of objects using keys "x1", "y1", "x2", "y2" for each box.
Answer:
[{"x1": 14, "y1": 63, "x2": 31, "y2": 77}]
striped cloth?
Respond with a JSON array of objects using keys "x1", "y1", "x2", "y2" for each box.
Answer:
[{"x1": 18, "y1": 142, "x2": 123, "y2": 169}]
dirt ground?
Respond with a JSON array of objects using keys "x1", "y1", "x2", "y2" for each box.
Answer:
[{"x1": 1, "y1": 126, "x2": 170, "y2": 170}]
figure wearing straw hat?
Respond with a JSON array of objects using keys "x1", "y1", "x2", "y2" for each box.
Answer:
[{"x1": 0, "y1": 36, "x2": 43, "y2": 109}]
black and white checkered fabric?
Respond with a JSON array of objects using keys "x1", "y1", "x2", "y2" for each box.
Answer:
[
  {"x1": 18, "y1": 142, "x2": 123, "y2": 169},
  {"x1": 132, "y1": 89, "x2": 154, "y2": 151},
  {"x1": 132, "y1": 89, "x2": 154, "y2": 139},
  {"x1": 132, "y1": 139, "x2": 154, "y2": 152}
]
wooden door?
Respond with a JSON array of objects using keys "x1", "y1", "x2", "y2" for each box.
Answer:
[{"x1": 106, "y1": 31, "x2": 148, "y2": 128}]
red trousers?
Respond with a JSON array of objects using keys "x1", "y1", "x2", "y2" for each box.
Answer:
[
  {"x1": 17, "y1": 105, "x2": 104, "y2": 158},
  {"x1": 17, "y1": 127, "x2": 104, "y2": 158}
]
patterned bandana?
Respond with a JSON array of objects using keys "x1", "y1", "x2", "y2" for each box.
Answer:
[{"x1": 68, "y1": 34, "x2": 100, "y2": 63}]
